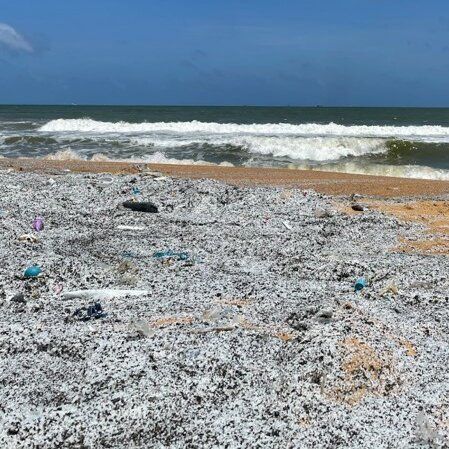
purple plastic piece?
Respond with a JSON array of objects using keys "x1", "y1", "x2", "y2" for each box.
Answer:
[{"x1": 32, "y1": 217, "x2": 44, "y2": 232}]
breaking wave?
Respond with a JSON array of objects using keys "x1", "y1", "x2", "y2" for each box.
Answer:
[
  {"x1": 39, "y1": 118, "x2": 449, "y2": 140},
  {"x1": 288, "y1": 161, "x2": 449, "y2": 181},
  {"x1": 0, "y1": 117, "x2": 444, "y2": 180},
  {"x1": 42, "y1": 149, "x2": 234, "y2": 166},
  {"x1": 36, "y1": 118, "x2": 449, "y2": 163}
]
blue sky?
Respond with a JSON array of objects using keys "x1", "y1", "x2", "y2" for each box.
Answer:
[{"x1": 1, "y1": 0, "x2": 449, "y2": 106}]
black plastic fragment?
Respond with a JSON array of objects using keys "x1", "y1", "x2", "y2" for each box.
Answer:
[
  {"x1": 73, "y1": 302, "x2": 107, "y2": 321},
  {"x1": 123, "y1": 201, "x2": 158, "y2": 213}
]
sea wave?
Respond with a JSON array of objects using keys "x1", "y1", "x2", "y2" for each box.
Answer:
[
  {"x1": 288, "y1": 161, "x2": 449, "y2": 180},
  {"x1": 38, "y1": 149, "x2": 449, "y2": 180},
  {"x1": 42, "y1": 149, "x2": 234, "y2": 166},
  {"x1": 39, "y1": 118, "x2": 449, "y2": 141}
]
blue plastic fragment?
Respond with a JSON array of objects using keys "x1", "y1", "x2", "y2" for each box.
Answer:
[
  {"x1": 354, "y1": 277, "x2": 366, "y2": 291},
  {"x1": 24, "y1": 265, "x2": 42, "y2": 278},
  {"x1": 153, "y1": 250, "x2": 189, "y2": 261}
]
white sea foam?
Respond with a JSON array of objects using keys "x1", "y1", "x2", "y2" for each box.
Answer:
[
  {"x1": 288, "y1": 162, "x2": 449, "y2": 180},
  {"x1": 36, "y1": 118, "x2": 449, "y2": 162},
  {"x1": 127, "y1": 136, "x2": 387, "y2": 161},
  {"x1": 42, "y1": 149, "x2": 234, "y2": 166},
  {"x1": 40, "y1": 149, "x2": 449, "y2": 180},
  {"x1": 32, "y1": 118, "x2": 449, "y2": 179},
  {"x1": 39, "y1": 118, "x2": 449, "y2": 140}
]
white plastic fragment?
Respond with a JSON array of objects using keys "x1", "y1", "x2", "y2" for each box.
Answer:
[
  {"x1": 282, "y1": 221, "x2": 292, "y2": 230},
  {"x1": 117, "y1": 225, "x2": 146, "y2": 231},
  {"x1": 129, "y1": 319, "x2": 155, "y2": 338},
  {"x1": 381, "y1": 282, "x2": 399, "y2": 296},
  {"x1": 61, "y1": 289, "x2": 149, "y2": 301},
  {"x1": 415, "y1": 412, "x2": 440, "y2": 445},
  {"x1": 18, "y1": 234, "x2": 38, "y2": 243},
  {"x1": 314, "y1": 207, "x2": 332, "y2": 218}
]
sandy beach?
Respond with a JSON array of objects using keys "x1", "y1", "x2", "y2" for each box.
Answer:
[
  {"x1": 1, "y1": 160, "x2": 449, "y2": 447},
  {"x1": 3, "y1": 1, "x2": 449, "y2": 446}
]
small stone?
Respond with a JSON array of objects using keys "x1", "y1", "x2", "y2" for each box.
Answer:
[
  {"x1": 316, "y1": 309, "x2": 333, "y2": 323},
  {"x1": 351, "y1": 204, "x2": 365, "y2": 212},
  {"x1": 123, "y1": 201, "x2": 158, "y2": 213},
  {"x1": 317, "y1": 309, "x2": 333, "y2": 319},
  {"x1": 18, "y1": 234, "x2": 38, "y2": 244},
  {"x1": 314, "y1": 208, "x2": 332, "y2": 218},
  {"x1": 350, "y1": 193, "x2": 362, "y2": 201},
  {"x1": 11, "y1": 293, "x2": 26, "y2": 304},
  {"x1": 286, "y1": 312, "x2": 309, "y2": 331}
]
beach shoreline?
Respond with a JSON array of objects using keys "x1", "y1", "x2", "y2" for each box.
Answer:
[{"x1": 2, "y1": 157, "x2": 449, "y2": 198}]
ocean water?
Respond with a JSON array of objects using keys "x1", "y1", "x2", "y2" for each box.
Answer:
[{"x1": 2, "y1": 105, "x2": 449, "y2": 179}]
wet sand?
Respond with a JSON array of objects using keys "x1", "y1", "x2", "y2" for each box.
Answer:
[{"x1": 2, "y1": 157, "x2": 449, "y2": 198}]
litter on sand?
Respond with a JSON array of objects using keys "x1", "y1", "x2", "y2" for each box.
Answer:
[
  {"x1": 354, "y1": 277, "x2": 366, "y2": 291},
  {"x1": 117, "y1": 225, "x2": 146, "y2": 231},
  {"x1": 62, "y1": 289, "x2": 149, "y2": 301},
  {"x1": 18, "y1": 234, "x2": 38, "y2": 243},
  {"x1": 129, "y1": 319, "x2": 155, "y2": 338},
  {"x1": 73, "y1": 303, "x2": 107, "y2": 321},
  {"x1": 381, "y1": 282, "x2": 399, "y2": 296},
  {"x1": 32, "y1": 217, "x2": 44, "y2": 231},
  {"x1": 24, "y1": 265, "x2": 42, "y2": 278},
  {"x1": 153, "y1": 250, "x2": 189, "y2": 261},
  {"x1": 123, "y1": 201, "x2": 158, "y2": 213}
]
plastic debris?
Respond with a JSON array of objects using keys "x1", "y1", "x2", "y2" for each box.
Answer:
[
  {"x1": 117, "y1": 225, "x2": 145, "y2": 231},
  {"x1": 191, "y1": 325, "x2": 236, "y2": 334},
  {"x1": 316, "y1": 309, "x2": 333, "y2": 323},
  {"x1": 314, "y1": 208, "x2": 332, "y2": 218},
  {"x1": 54, "y1": 283, "x2": 63, "y2": 295},
  {"x1": 100, "y1": 176, "x2": 114, "y2": 185},
  {"x1": 24, "y1": 265, "x2": 42, "y2": 278},
  {"x1": 122, "y1": 251, "x2": 139, "y2": 258},
  {"x1": 132, "y1": 187, "x2": 141, "y2": 195},
  {"x1": 62, "y1": 289, "x2": 149, "y2": 301},
  {"x1": 129, "y1": 319, "x2": 155, "y2": 338},
  {"x1": 381, "y1": 282, "x2": 399, "y2": 296},
  {"x1": 354, "y1": 277, "x2": 366, "y2": 291},
  {"x1": 350, "y1": 193, "x2": 362, "y2": 202},
  {"x1": 32, "y1": 217, "x2": 44, "y2": 231},
  {"x1": 117, "y1": 260, "x2": 137, "y2": 274},
  {"x1": 123, "y1": 201, "x2": 158, "y2": 213},
  {"x1": 351, "y1": 204, "x2": 365, "y2": 212},
  {"x1": 153, "y1": 250, "x2": 189, "y2": 261},
  {"x1": 18, "y1": 234, "x2": 38, "y2": 244},
  {"x1": 193, "y1": 313, "x2": 245, "y2": 334},
  {"x1": 282, "y1": 221, "x2": 292, "y2": 230},
  {"x1": 415, "y1": 412, "x2": 440, "y2": 445},
  {"x1": 11, "y1": 293, "x2": 25, "y2": 304},
  {"x1": 73, "y1": 303, "x2": 107, "y2": 321}
]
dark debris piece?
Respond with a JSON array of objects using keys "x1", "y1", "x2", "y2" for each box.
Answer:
[
  {"x1": 73, "y1": 303, "x2": 107, "y2": 321},
  {"x1": 11, "y1": 293, "x2": 26, "y2": 304},
  {"x1": 123, "y1": 201, "x2": 158, "y2": 213}
]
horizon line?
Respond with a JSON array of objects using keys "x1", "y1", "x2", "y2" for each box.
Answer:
[{"x1": 1, "y1": 103, "x2": 449, "y2": 109}]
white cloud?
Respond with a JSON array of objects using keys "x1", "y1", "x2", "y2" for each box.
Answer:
[{"x1": 0, "y1": 23, "x2": 33, "y2": 53}]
